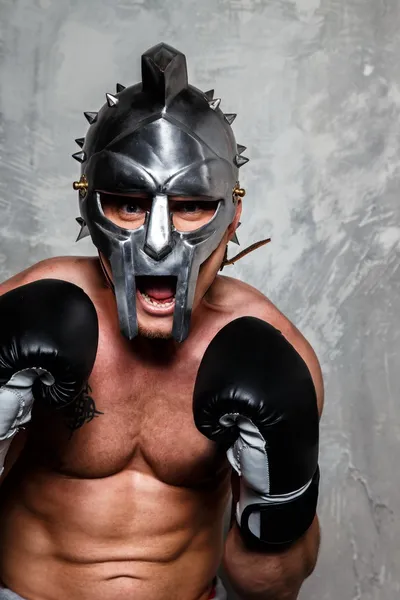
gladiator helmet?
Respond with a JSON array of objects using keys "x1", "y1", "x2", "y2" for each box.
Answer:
[{"x1": 73, "y1": 43, "x2": 249, "y2": 342}]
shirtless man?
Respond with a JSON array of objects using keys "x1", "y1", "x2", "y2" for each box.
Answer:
[{"x1": 0, "y1": 43, "x2": 323, "y2": 600}]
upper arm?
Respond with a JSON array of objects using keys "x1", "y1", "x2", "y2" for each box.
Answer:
[
  {"x1": 0, "y1": 257, "x2": 60, "y2": 296},
  {"x1": 254, "y1": 299, "x2": 324, "y2": 419},
  {"x1": 0, "y1": 256, "x2": 90, "y2": 297},
  {"x1": 285, "y1": 325, "x2": 325, "y2": 419}
]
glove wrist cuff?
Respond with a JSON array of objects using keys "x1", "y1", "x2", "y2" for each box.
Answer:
[{"x1": 237, "y1": 466, "x2": 320, "y2": 552}]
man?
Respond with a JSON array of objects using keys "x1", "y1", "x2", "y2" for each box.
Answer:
[{"x1": 0, "y1": 43, "x2": 323, "y2": 600}]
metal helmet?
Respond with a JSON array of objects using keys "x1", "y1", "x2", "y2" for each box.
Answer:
[{"x1": 72, "y1": 42, "x2": 249, "y2": 342}]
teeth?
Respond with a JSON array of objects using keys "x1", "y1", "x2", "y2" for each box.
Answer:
[{"x1": 141, "y1": 291, "x2": 175, "y2": 308}]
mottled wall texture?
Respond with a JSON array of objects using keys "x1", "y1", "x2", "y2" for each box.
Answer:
[{"x1": 0, "y1": 0, "x2": 399, "y2": 598}]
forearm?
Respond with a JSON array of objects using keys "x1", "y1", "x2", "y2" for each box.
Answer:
[
  {"x1": 0, "y1": 429, "x2": 28, "y2": 490},
  {"x1": 223, "y1": 516, "x2": 320, "y2": 600}
]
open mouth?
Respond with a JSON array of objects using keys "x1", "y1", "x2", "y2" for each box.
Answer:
[{"x1": 136, "y1": 276, "x2": 177, "y2": 315}]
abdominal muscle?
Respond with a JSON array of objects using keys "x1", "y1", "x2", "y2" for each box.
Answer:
[{"x1": 0, "y1": 464, "x2": 231, "y2": 600}]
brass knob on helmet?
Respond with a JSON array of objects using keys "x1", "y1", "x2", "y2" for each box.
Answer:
[
  {"x1": 233, "y1": 184, "x2": 246, "y2": 199},
  {"x1": 73, "y1": 175, "x2": 88, "y2": 196}
]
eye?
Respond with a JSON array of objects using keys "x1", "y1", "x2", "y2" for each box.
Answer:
[
  {"x1": 121, "y1": 202, "x2": 143, "y2": 214},
  {"x1": 180, "y1": 202, "x2": 201, "y2": 213},
  {"x1": 99, "y1": 192, "x2": 151, "y2": 215}
]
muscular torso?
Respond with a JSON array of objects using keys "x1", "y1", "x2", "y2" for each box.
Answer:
[{"x1": 0, "y1": 257, "x2": 314, "y2": 600}]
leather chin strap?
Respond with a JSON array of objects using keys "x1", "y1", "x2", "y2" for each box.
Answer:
[{"x1": 220, "y1": 238, "x2": 271, "y2": 271}]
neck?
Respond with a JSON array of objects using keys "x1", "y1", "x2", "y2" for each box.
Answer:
[{"x1": 130, "y1": 335, "x2": 182, "y2": 366}]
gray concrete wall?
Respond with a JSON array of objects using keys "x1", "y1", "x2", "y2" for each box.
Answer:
[{"x1": 0, "y1": 1, "x2": 399, "y2": 598}]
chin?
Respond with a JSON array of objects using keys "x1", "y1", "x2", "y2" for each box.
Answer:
[
  {"x1": 138, "y1": 328, "x2": 173, "y2": 341},
  {"x1": 137, "y1": 319, "x2": 174, "y2": 340}
]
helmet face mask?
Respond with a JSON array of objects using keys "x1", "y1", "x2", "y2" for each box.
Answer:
[{"x1": 74, "y1": 43, "x2": 249, "y2": 342}]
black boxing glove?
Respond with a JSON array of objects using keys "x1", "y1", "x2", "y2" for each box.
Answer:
[
  {"x1": 193, "y1": 317, "x2": 320, "y2": 551},
  {"x1": 0, "y1": 279, "x2": 98, "y2": 475}
]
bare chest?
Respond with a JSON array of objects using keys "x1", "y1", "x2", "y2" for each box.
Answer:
[{"x1": 27, "y1": 336, "x2": 228, "y2": 487}]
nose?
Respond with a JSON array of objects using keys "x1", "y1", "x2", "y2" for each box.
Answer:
[{"x1": 144, "y1": 194, "x2": 173, "y2": 260}]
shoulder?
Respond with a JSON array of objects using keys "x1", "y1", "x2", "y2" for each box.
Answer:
[
  {"x1": 212, "y1": 275, "x2": 324, "y2": 417},
  {"x1": 0, "y1": 256, "x2": 104, "y2": 299}
]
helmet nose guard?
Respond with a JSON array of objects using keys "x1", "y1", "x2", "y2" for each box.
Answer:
[{"x1": 144, "y1": 194, "x2": 173, "y2": 261}]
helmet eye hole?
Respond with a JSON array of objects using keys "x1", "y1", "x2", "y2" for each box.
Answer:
[
  {"x1": 169, "y1": 198, "x2": 219, "y2": 232},
  {"x1": 99, "y1": 192, "x2": 152, "y2": 229}
]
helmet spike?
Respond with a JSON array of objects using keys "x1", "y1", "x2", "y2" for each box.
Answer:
[
  {"x1": 224, "y1": 113, "x2": 237, "y2": 125},
  {"x1": 75, "y1": 137, "x2": 85, "y2": 148},
  {"x1": 84, "y1": 111, "x2": 98, "y2": 124},
  {"x1": 234, "y1": 155, "x2": 249, "y2": 168},
  {"x1": 75, "y1": 217, "x2": 90, "y2": 242},
  {"x1": 231, "y1": 232, "x2": 240, "y2": 245},
  {"x1": 237, "y1": 144, "x2": 246, "y2": 155},
  {"x1": 204, "y1": 89, "x2": 214, "y2": 100},
  {"x1": 209, "y1": 98, "x2": 221, "y2": 111},
  {"x1": 116, "y1": 83, "x2": 126, "y2": 93},
  {"x1": 106, "y1": 93, "x2": 119, "y2": 107},
  {"x1": 72, "y1": 151, "x2": 86, "y2": 163}
]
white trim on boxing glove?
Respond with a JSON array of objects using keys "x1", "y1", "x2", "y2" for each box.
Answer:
[
  {"x1": 237, "y1": 474, "x2": 313, "y2": 538},
  {"x1": 0, "y1": 367, "x2": 54, "y2": 476},
  {"x1": 220, "y1": 413, "x2": 313, "y2": 538}
]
